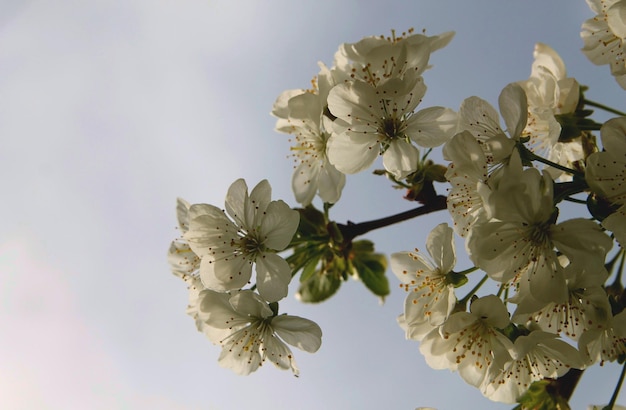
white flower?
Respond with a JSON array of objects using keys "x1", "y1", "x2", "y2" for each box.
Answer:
[
  {"x1": 327, "y1": 71, "x2": 457, "y2": 178},
  {"x1": 518, "y1": 43, "x2": 583, "y2": 179},
  {"x1": 458, "y1": 83, "x2": 526, "y2": 169},
  {"x1": 443, "y1": 131, "x2": 490, "y2": 237},
  {"x1": 391, "y1": 223, "x2": 457, "y2": 341},
  {"x1": 511, "y1": 260, "x2": 611, "y2": 340},
  {"x1": 578, "y1": 309, "x2": 626, "y2": 365},
  {"x1": 467, "y1": 153, "x2": 612, "y2": 306},
  {"x1": 198, "y1": 289, "x2": 322, "y2": 376},
  {"x1": 168, "y1": 197, "x2": 201, "y2": 280},
  {"x1": 184, "y1": 179, "x2": 299, "y2": 302},
  {"x1": 333, "y1": 28, "x2": 455, "y2": 86},
  {"x1": 586, "y1": 117, "x2": 626, "y2": 247},
  {"x1": 582, "y1": 0, "x2": 626, "y2": 89},
  {"x1": 420, "y1": 295, "x2": 514, "y2": 388},
  {"x1": 482, "y1": 331, "x2": 584, "y2": 404},
  {"x1": 272, "y1": 65, "x2": 346, "y2": 205}
]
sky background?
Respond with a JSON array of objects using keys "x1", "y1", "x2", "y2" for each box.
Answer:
[{"x1": 1, "y1": 1, "x2": 624, "y2": 409}]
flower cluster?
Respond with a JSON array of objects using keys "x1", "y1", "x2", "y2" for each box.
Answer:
[
  {"x1": 168, "y1": 179, "x2": 322, "y2": 375},
  {"x1": 170, "y1": 2, "x2": 626, "y2": 407},
  {"x1": 391, "y1": 38, "x2": 624, "y2": 403},
  {"x1": 272, "y1": 29, "x2": 458, "y2": 204}
]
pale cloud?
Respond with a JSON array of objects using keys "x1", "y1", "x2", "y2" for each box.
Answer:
[{"x1": 0, "y1": 238, "x2": 204, "y2": 409}]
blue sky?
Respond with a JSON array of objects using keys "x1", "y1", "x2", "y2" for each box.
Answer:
[{"x1": 1, "y1": 1, "x2": 624, "y2": 409}]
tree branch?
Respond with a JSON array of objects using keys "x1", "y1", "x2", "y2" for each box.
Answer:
[{"x1": 337, "y1": 195, "x2": 448, "y2": 243}]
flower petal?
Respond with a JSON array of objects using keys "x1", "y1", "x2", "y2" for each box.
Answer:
[
  {"x1": 260, "y1": 200, "x2": 299, "y2": 251},
  {"x1": 426, "y1": 223, "x2": 456, "y2": 273},
  {"x1": 327, "y1": 131, "x2": 379, "y2": 174},
  {"x1": 382, "y1": 138, "x2": 419, "y2": 179},
  {"x1": 255, "y1": 253, "x2": 291, "y2": 302},
  {"x1": 498, "y1": 83, "x2": 528, "y2": 139},
  {"x1": 272, "y1": 315, "x2": 323, "y2": 353}
]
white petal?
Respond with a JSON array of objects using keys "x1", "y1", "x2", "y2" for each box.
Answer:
[
  {"x1": 228, "y1": 290, "x2": 273, "y2": 318},
  {"x1": 255, "y1": 253, "x2": 291, "y2": 302},
  {"x1": 208, "y1": 256, "x2": 253, "y2": 291},
  {"x1": 531, "y1": 43, "x2": 567, "y2": 80},
  {"x1": 327, "y1": 131, "x2": 378, "y2": 174},
  {"x1": 271, "y1": 88, "x2": 305, "y2": 120},
  {"x1": 382, "y1": 139, "x2": 419, "y2": 179},
  {"x1": 272, "y1": 315, "x2": 323, "y2": 353},
  {"x1": 260, "y1": 200, "x2": 299, "y2": 251},
  {"x1": 262, "y1": 330, "x2": 298, "y2": 374},
  {"x1": 426, "y1": 223, "x2": 456, "y2": 273},
  {"x1": 316, "y1": 160, "x2": 346, "y2": 204},
  {"x1": 407, "y1": 106, "x2": 458, "y2": 148},
  {"x1": 168, "y1": 240, "x2": 200, "y2": 278},
  {"x1": 224, "y1": 179, "x2": 249, "y2": 228},
  {"x1": 459, "y1": 96, "x2": 503, "y2": 141},
  {"x1": 608, "y1": 1, "x2": 626, "y2": 41},
  {"x1": 390, "y1": 252, "x2": 435, "y2": 285},
  {"x1": 469, "y1": 295, "x2": 510, "y2": 329},
  {"x1": 292, "y1": 161, "x2": 320, "y2": 205},
  {"x1": 217, "y1": 341, "x2": 262, "y2": 375},
  {"x1": 175, "y1": 198, "x2": 191, "y2": 232},
  {"x1": 248, "y1": 179, "x2": 272, "y2": 226},
  {"x1": 551, "y1": 218, "x2": 613, "y2": 273},
  {"x1": 327, "y1": 80, "x2": 382, "y2": 122},
  {"x1": 603, "y1": 205, "x2": 626, "y2": 248},
  {"x1": 498, "y1": 83, "x2": 528, "y2": 139},
  {"x1": 197, "y1": 289, "x2": 242, "y2": 329},
  {"x1": 602, "y1": 117, "x2": 626, "y2": 159}
]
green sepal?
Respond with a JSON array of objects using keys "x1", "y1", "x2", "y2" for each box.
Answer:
[
  {"x1": 350, "y1": 240, "x2": 389, "y2": 302},
  {"x1": 296, "y1": 206, "x2": 328, "y2": 237},
  {"x1": 555, "y1": 112, "x2": 598, "y2": 141},
  {"x1": 327, "y1": 221, "x2": 344, "y2": 245},
  {"x1": 296, "y1": 270, "x2": 342, "y2": 303},
  {"x1": 500, "y1": 322, "x2": 528, "y2": 342},
  {"x1": 268, "y1": 302, "x2": 279, "y2": 317},
  {"x1": 587, "y1": 193, "x2": 619, "y2": 223},
  {"x1": 286, "y1": 243, "x2": 324, "y2": 277},
  {"x1": 513, "y1": 379, "x2": 571, "y2": 410},
  {"x1": 445, "y1": 272, "x2": 468, "y2": 288},
  {"x1": 299, "y1": 253, "x2": 323, "y2": 283},
  {"x1": 351, "y1": 239, "x2": 374, "y2": 254},
  {"x1": 424, "y1": 162, "x2": 448, "y2": 183}
]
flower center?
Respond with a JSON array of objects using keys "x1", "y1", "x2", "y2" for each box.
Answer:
[
  {"x1": 528, "y1": 221, "x2": 551, "y2": 247},
  {"x1": 235, "y1": 234, "x2": 265, "y2": 259}
]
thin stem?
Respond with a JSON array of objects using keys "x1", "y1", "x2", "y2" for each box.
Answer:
[
  {"x1": 577, "y1": 123, "x2": 603, "y2": 131},
  {"x1": 553, "y1": 180, "x2": 590, "y2": 205},
  {"x1": 497, "y1": 283, "x2": 506, "y2": 298},
  {"x1": 519, "y1": 144, "x2": 583, "y2": 177},
  {"x1": 604, "y1": 362, "x2": 626, "y2": 410},
  {"x1": 337, "y1": 195, "x2": 447, "y2": 242},
  {"x1": 454, "y1": 266, "x2": 479, "y2": 276},
  {"x1": 458, "y1": 274, "x2": 489, "y2": 306},
  {"x1": 584, "y1": 98, "x2": 626, "y2": 117},
  {"x1": 563, "y1": 196, "x2": 588, "y2": 204}
]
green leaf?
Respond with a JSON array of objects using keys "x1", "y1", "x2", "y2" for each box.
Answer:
[
  {"x1": 299, "y1": 253, "x2": 322, "y2": 283},
  {"x1": 286, "y1": 244, "x2": 321, "y2": 275},
  {"x1": 350, "y1": 243, "x2": 389, "y2": 301},
  {"x1": 296, "y1": 271, "x2": 341, "y2": 303},
  {"x1": 351, "y1": 239, "x2": 374, "y2": 253}
]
